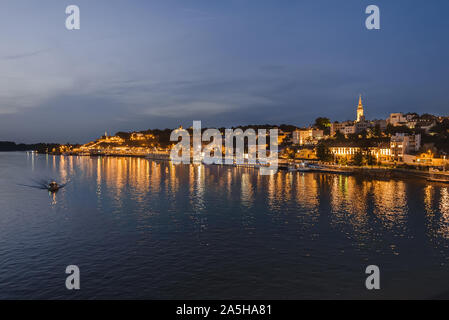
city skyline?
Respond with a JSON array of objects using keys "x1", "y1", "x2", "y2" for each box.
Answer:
[{"x1": 0, "y1": 0, "x2": 448, "y2": 143}]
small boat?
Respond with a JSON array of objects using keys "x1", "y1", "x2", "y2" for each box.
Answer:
[
  {"x1": 312, "y1": 165, "x2": 354, "y2": 175},
  {"x1": 427, "y1": 177, "x2": 449, "y2": 184},
  {"x1": 18, "y1": 179, "x2": 68, "y2": 193},
  {"x1": 47, "y1": 181, "x2": 61, "y2": 192},
  {"x1": 326, "y1": 169, "x2": 353, "y2": 175},
  {"x1": 291, "y1": 163, "x2": 313, "y2": 172},
  {"x1": 428, "y1": 170, "x2": 449, "y2": 183}
]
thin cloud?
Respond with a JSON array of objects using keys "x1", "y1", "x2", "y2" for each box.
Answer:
[{"x1": 1, "y1": 49, "x2": 48, "y2": 61}]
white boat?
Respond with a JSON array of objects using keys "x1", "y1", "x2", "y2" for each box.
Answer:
[
  {"x1": 297, "y1": 166, "x2": 312, "y2": 172},
  {"x1": 288, "y1": 162, "x2": 312, "y2": 172}
]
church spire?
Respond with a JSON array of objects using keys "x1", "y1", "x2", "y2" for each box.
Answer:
[{"x1": 356, "y1": 95, "x2": 364, "y2": 122}]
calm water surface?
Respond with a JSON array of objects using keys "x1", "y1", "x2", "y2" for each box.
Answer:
[{"x1": 1, "y1": 152, "x2": 449, "y2": 299}]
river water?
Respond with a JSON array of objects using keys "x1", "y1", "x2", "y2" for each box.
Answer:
[{"x1": 1, "y1": 152, "x2": 449, "y2": 299}]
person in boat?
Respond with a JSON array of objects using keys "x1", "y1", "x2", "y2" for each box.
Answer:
[{"x1": 47, "y1": 181, "x2": 60, "y2": 192}]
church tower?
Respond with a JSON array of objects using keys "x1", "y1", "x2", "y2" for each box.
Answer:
[{"x1": 356, "y1": 95, "x2": 364, "y2": 122}]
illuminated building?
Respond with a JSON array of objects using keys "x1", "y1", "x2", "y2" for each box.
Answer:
[
  {"x1": 356, "y1": 95, "x2": 365, "y2": 122},
  {"x1": 295, "y1": 148, "x2": 318, "y2": 160},
  {"x1": 331, "y1": 95, "x2": 370, "y2": 136},
  {"x1": 130, "y1": 133, "x2": 149, "y2": 141},
  {"x1": 390, "y1": 133, "x2": 421, "y2": 162},
  {"x1": 387, "y1": 113, "x2": 407, "y2": 127},
  {"x1": 329, "y1": 142, "x2": 392, "y2": 162},
  {"x1": 293, "y1": 128, "x2": 324, "y2": 146}
]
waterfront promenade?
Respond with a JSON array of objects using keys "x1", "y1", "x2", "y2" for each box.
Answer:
[{"x1": 53, "y1": 149, "x2": 449, "y2": 183}]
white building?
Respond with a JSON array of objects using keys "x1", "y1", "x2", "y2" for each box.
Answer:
[
  {"x1": 293, "y1": 128, "x2": 324, "y2": 145},
  {"x1": 387, "y1": 113, "x2": 407, "y2": 127},
  {"x1": 371, "y1": 119, "x2": 387, "y2": 131},
  {"x1": 390, "y1": 133, "x2": 421, "y2": 161},
  {"x1": 343, "y1": 125, "x2": 356, "y2": 135}
]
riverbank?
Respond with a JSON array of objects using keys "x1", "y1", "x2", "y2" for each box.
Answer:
[
  {"x1": 319, "y1": 163, "x2": 449, "y2": 181},
  {"x1": 46, "y1": 151, "x2": 449, "y2": 183}
]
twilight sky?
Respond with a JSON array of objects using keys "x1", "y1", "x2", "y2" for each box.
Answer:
[{"x1": 0, "y1": 0, "x2": 448, "y2": 143}]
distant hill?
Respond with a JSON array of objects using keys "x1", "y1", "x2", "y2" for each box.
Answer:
[{"x1": 0, "y1": 141, "x2": 60, "y2": 152}]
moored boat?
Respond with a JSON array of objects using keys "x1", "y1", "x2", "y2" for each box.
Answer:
[
  {"x1": 313, "y1": 165, "x2": 354, "y2": 175},
  {"x1": 427, "y1": 177, "x2": 449, "y2": 183},
  {"x1": 287, "y1": 162, "x2": 313, "y2": 172}
]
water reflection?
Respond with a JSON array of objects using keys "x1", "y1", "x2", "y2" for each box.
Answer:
[
  {"x1": 50, "y1": 191, "x2": 57, "y2": 205},
  {"x1": 40, "y1": 155, "x2": 449, "y2": 242},
  {"x1": 371, "y1": 180, "x2": 407, "y2": 228},
  {"x1": 295, "y1": 173, "x2": 319, "y2": 212},
  {"x1": 424, "y1": 185, "x2": 449, "y2": 239},
  {"x1": 240, "y1": 173, "x2": 254, "y2": 208},
  {"x1": 8, "y1": 152, "x2": 449, "y2": 299},
  {"x1": 424, "y1": 185, "x2": 435, "y2": 215},
  {"x1": 438, "y1": 188, "x2": 449, "y2": 239}
]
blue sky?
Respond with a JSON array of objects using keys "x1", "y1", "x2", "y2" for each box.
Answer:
[{"x1": 0, "y1": 0, "x2": 448, "y2": 143}]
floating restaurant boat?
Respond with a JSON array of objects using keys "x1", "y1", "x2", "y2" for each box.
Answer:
[
  {"x1": 309, "y1": 164, "x2": 354, "y2": 175},
  {"x1": 427, "y1": 177, "x2": 449, "y2": 183},
  {"x1": 427, "y1": 169, "x2": 449, "y2": 183},
  {"x1": 319, "y1": 168, "x2": 354, "y2": 175}
]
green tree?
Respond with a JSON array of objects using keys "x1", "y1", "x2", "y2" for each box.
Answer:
[
  {"x1": 365, "y1": 153, "x2": 376, "y2": 166},
  {"x1": 373, "y1": 124, "x2": 381, "y2": 138},
  {"x1": 283, "y1": 147, "x2": 296, "y2": 160},
  {"x1": 316, "y1": 143, "x2": 333, "y2": 162},
  {"x1": 386, "y1": 124, "x2": 412, "y2": 136},
  {"x1": 352, "y1": 151, "x2": 364, "y2": 166},
  {"x1": 336, "y1": 156, "x2": 348, "y2": 165},
  {"x1": 314, "y1": 117, "x2": 331, "y2": 135},
  {"x1": 335, "y1": 130, "x2": 345, "y2": 140}
]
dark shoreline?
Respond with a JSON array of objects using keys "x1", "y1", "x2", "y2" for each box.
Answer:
[{"x1": 0, "y1": 142, "x2": 60, "y2": 153}]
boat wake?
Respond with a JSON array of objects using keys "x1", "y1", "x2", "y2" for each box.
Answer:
[{"x1": 18, "y1": 178, "x2": 70, "y2": 193}]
